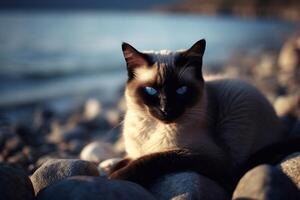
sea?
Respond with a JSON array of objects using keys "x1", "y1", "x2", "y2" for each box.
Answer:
[{"x1": 0, "y1": 11, "x2": 297, "y2": 108}]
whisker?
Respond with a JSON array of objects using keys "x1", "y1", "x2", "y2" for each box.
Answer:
[{"x1": 101, "y1": 119, "x2": 125, "y2": 142}]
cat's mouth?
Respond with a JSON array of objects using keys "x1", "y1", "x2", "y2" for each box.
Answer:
[{"x1": 149, "y1": 109, "x2": 181, "y2": 124}]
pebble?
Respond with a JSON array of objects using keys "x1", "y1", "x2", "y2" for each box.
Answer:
[
  {"x1": 233, "y1": 164, "x2": 300, "y2": 200},
  {"x1": 2, "y1": 134, "x2": 24, "y2": 159},
  {"x1": 62, "y1": 126, "x2": 87, "y2": 142},
  {"x1": 149, "y1": 171, "x2": 228, "y2": 200},
  {"x1": 68, "y1": 139, "x2": 85, "y2": 154},
  {"x1": 30, "y1": 158, "x2": 99, "y2": 195},
  {"x1": 290, "y1": 121, "x2": 300, "y2": 136},
  {"x1": 278, "y1": 33, "x2": 300, "y2": 73},
  {"x1": 254, "y1": 54, "x2": 277, "y2": 79},
  {"x1": 274, "y1": 94, "x2": 299, "y2": 117},
  {"x1": 0, "y1": 163, "x2": 35, "y2": 200},
  {"x1": 83, "y1": 98, "x2": 102, "y2": 121},
  {"x1": 80, "y1": 141, "x2": 119, "y2": 163},
  {"x1": 105, "y1": 109, "x2": 122, "y2": 127},
  {"x1": 47, "y1": 123, "x2": 88, "y2": 143},
  {"x1": 36, "y1": 176, "x2": 156, "y2": 200},
  {"x1": 278, "y1": 152, "x2": 300, "y2": 188}
]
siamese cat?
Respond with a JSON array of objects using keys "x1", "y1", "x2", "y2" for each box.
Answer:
[{"x1": 109, "y1": 39, "x2": 300, "y2": 193}]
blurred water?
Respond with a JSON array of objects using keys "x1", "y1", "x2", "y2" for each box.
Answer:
[{"x1": 0, "y1": 11, "x2": 296, "y2": 107}]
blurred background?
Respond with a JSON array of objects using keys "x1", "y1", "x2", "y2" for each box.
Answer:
[{"x1": 0, "y1": 0, "x2": 299, "y2": 173}]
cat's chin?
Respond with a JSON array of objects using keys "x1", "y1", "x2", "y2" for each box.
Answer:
[
  {"x1": 153, "y1": 115, "x2": 178, "y2": 124},
  {"x1": 148, "y1": 110, "x2": 181, "y2": 124},
  {"x1": 159, "y1": 119, "x2": 175, "y2": 124}
]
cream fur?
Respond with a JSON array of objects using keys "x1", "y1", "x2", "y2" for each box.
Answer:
[{"x1": 135, "y1": 67, "x2": 157, "y2": 82}]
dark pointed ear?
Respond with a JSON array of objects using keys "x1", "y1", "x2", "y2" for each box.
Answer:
[
  {"x1": 185, "y1": 39, "x2": 206, "y2": 57},
  {"x1": 178, "y1": 39, "x2": 206, "y2": 81},
  {"x1": 122, "y1": 42, "x2": 152, "y2": 80}
]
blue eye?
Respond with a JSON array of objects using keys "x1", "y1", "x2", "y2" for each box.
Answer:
[
  {"x1": 145, "y1": 87, "x2": 157, "y2": 95},
  {"x1": 176, "y1": 86, "x2": 187, "y2": 95}
]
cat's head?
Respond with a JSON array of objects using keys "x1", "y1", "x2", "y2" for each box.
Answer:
[{"x1": 122, "y1": 39, "x2": 206, "y2": 123}]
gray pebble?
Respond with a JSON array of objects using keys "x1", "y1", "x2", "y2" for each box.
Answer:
[
  {"x1": 149, "y1": 171, "x2": 228, "y2": 200},
  {"x1": 0, "y1": 163, "x2": 34, "y2": 200},
  {"x1": 278, "y1": 152, "x2": 300, "y2": 188},
  {"x1": 36, "y1": 176, "x2": 156, "y2": 200},
  {"x1": 80, "y1": 141, "x2": 119, "y2": 163},
  {"x1": 233, "y1": 164, "x2": 300, "y2": 200},
  {"x1": 30, "y1": 158, "x2": 99, "y2": 195}
]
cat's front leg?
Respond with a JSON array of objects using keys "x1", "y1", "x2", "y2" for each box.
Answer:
[{"x1": 109, "y1": 150, "x2": 234, "y2": 192}]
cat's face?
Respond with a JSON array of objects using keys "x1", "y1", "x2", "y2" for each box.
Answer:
[{"x1": 122, "y1": 40, "x2": 206, "y2": 123}]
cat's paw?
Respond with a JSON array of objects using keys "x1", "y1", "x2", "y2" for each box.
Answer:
[
  {"x1": 99, "y1": 158, "x2": 132, "y2": 177},
  {"x1": 98, "y1": 158, "x2": 123, "y2": 176}
]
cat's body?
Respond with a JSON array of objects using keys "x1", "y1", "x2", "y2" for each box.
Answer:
[
  {"x1": 123, "y1": 40, "x2": 283, "y2": 166},
  {"x1": 121, "y1": 39, "x2": 284, "y2": 166},
  {"x1": 124, "y1": 77, "x2": 285, "y2": 166},
  {"x1": 109, "y1": 40, "x2": 299, "y2": 194}
]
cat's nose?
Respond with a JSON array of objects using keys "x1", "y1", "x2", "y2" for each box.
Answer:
[{"x1": 161, "y1": 106, "x2": 171, "y2": 115}]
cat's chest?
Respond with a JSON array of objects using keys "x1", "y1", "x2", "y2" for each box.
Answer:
[
  {"x1": 124, "y1": 120, "x2": 176, "y2": 157},
  {"x1": 123, "y1": 112, "x2": 205, "y2": 158}
]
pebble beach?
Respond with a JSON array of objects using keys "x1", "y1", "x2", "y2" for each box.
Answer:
[{"x1": 0, "y1": 29, "x2": 300, "y2": 199}]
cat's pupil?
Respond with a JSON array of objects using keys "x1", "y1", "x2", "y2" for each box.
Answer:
[
  {"x1": 145, "y1": 87, "x2": 157, "y2": 95},
  {"x1": 176, "y1": 86, "x2": 187, "y2": 95}
]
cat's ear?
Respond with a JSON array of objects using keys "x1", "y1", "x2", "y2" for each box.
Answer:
[
  {"x1": 122, "y1": 42, "x2": 152, "y2": 79},
  {"x1": 185, "y1": 39, "x2": 206, "y2": 58},
  {"x1": 179, "y1": 39, "x2": 206, "y2": 80}
]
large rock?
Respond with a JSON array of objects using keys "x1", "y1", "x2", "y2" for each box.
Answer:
[
  {"x1": 36, "y1": 176, "x2": 156, "y2": 200},
  {"x1": 0, "y1": 163, "x2": 34, "y2": 200},
  {"x1": 278, "y1": 152, "x2": 300, "y2": 188},
  {"x1": 30, "y1": 159, "x2": 99, "y2": 195},
  {"x1": 233, "y1": 164, "x2": 300, "y2": 200},
  {"x1": 80, "y1": 141, "x2": 119, "y2": 163},
  {"x1": 149, "y1": 172, "x2": 228, "y2": 200}
]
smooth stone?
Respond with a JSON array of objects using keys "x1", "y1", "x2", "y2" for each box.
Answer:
[
  {"x1": 254, "y1": 54, "x2": 277, "y2": 79},
  {"x1": 80, "y1": 141, "x2": 119, "y2": 163},
  {"x1": 0, "y1": 163, "x2": 34, "y2": 200},
  {"x1": 83, "y1": 98, "x2": 102, "y2": 121},
  {"x1": 149, "y1": 172, "x2": 228, "y2": 200},
  {"x1": 62, "y1": 126, "x2": 87, "y2": 142},
  {"x1": 30, "y1": 158, "x2": 99, "y2": 195},
  {"x1": 68, "y1": 139, "x2": 85, "y2": 154},
  {"x1": 3, "y1": 134, "x2": 24, "y2": 156},
  {"x1": 278, "y1": 152, "x2": 300, "y2": 188},
  {"x1": 79, "y1": 117, "x2": 110, "y2": 131},
  {"x1": 15, "y1": 124, "x2": 44, "y2": 147},
  {"x1": 274, "y1": 95, "x2": 299, "y2": 117},
  {"x1": 233, "y1": 164, "x2": 300, "y2": 200},
  {"x1": 36, "y1": 176, "x2": 156, "y2": 200},
  {"x1": 290, "y1": 121, "x2": 300, "y2": 136},
  {"x1": 278, "y1": 33, "x2": 300, "y2": 73},
  {"x1": 105, "y1": 109, "x2": 122, "y2": 127}
]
